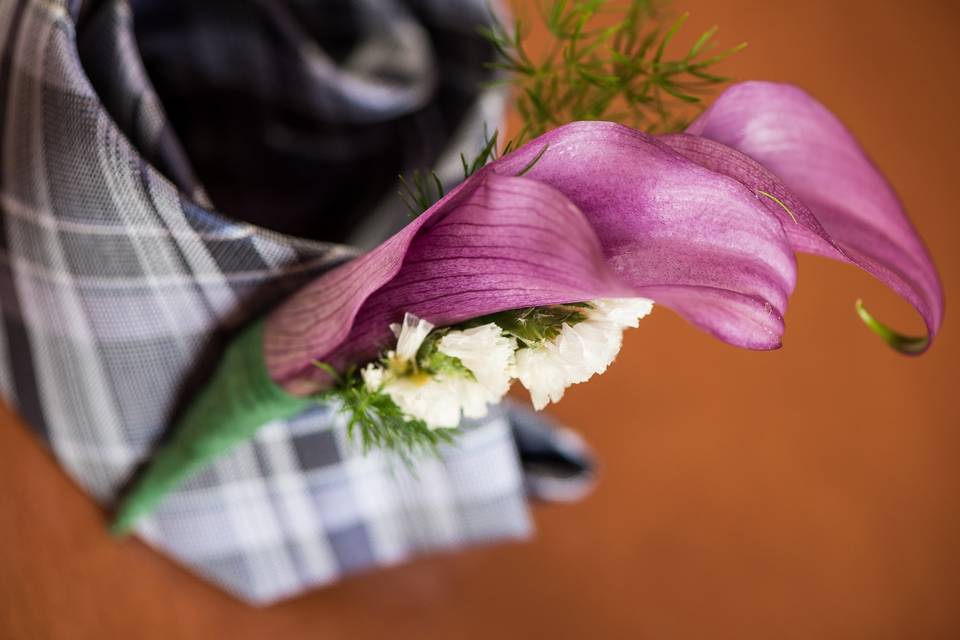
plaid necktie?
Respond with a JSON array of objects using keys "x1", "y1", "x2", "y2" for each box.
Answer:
[{"x1": 0, "y1": 0, "x2": 594, "y2": 604}]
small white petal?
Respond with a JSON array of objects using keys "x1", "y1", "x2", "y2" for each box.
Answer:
[
  {"x1": 438, "y1": 323, "x2": 516, "y2": 397},
  {"x1": 589, "y1": 298, "x2": 654, "y2": 328},
  {"x1": 382, "y1": 377, "x2": 459, "y2": 430},
  {"x1": 390, "y1": 313, "x2": 435, "y2": 363},
  {"x1": 556, "y1": 320, "x2": 622, "y2": 383},
  {"x1": 451, "y1": 377, "x2": 493, "y2": 419},
  {"x1": 416, "y1": 382, "x2": 463, "y2": 429},
  {"x1": 514, "y1": 344, "x2": 570, "y2": 410},
  {"x1": 360, "y1": 364, "x2": 385, "y2": 391}
]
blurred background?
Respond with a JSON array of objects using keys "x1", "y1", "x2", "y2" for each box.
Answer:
[{"x1": 1, "y1": 0, "x2": 958, "y2": 638}]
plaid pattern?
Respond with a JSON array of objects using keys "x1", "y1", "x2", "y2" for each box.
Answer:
[{"x1": 0, "y1": 0, "x2": 558, "y2": 604}]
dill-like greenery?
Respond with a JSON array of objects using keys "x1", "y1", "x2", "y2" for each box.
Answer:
[
  {"x1": 399, "y1": 1, "x2": 742, "y2": 217},
  {"x1": 398, "y1": 128, "x2": 548, "y2": 218},
  {"x1": 398, "y1": 170, "x2": 445, "y2": 218},
  {"x1": 481, "y1": 0, "x2": 746, "y2": 141},
  {"x1": 314, "y1": 363, "x2": 458, "y2": 459},
  {"x1": 397, "y1": 132, "x2": 495, "y2": 217}
]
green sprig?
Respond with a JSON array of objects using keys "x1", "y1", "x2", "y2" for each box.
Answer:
[
  {"x1": 400, "y1": 127, "x2": 549, "y2": 218},
  {"x1": 481, "y1": 0, "x2": 745, "y2": 142},
  {"x1": 314, "y1": 363, "x2": 458, "y2": 460},
  {"x1": 398, "y1": 170, "x2": 445, "y2": 218},
  {"x1": 400, "y1": 2, "x2": 743, "y2": 217}
]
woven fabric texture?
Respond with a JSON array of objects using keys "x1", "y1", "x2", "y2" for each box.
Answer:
[{"x1": 0, "y1": 0, "x2": 548, "y2": 604}]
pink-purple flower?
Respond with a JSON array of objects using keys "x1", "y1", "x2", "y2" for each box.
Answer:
[{"x1": 264, "y1": 81, "x2": 944, "y2": 394}]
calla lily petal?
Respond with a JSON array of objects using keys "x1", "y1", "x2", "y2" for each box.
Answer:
[
  {"x1": 491, "y1": 122, "x2": 797, "y2": 350},
  {"x1": 683, "y1": 81, "x2": 944, "y2": 351},
  {"x1": 266, "y1": 172, "x2": 632, "y2": 391}
]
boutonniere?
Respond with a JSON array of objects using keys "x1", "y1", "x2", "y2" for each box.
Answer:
[{"x1": 113, "y1": 1, "x2": 943, "y2": 534}]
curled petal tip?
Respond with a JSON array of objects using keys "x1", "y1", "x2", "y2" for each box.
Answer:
[{"x1": 854, "y1": 299, "x2": 930, "y2": 355}]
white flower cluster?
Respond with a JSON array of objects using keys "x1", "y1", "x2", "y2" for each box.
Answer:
[
  {"x1": 361, "y1": 298, "x2": 654, "y2": 429},
  {"x1": 361, "y1": 317, "x2": 516, "y2": 429},
  {"x1": 514, "y1": 298, "x2": 653, "y2": 409}
]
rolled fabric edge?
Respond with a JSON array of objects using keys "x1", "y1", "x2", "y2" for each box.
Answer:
[{"x1": 111, "y1": 320, "x2": 313, "y2": 536}]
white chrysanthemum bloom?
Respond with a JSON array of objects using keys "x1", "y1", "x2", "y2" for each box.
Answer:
[
  {"x1": 362, "y1": 317, "x2": 514, "y2": 429},
  {"x1": 515, "y1": 298, "x2": 654, "y2": 410},
  {"x1": 437, "y1": 323, "x2": 516, "y2": 397},
  {"x1": 362, "y1": 373, "x2": 493, "y2": 430}
]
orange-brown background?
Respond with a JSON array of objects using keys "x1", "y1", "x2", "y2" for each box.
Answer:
[{"x1": 2, "y1": 1, "x2": 958, "y2": 638}]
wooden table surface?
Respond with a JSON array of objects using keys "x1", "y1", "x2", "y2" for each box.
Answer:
[{"x1": 2, "y1": 1, "x2": 959, "y2": 638}]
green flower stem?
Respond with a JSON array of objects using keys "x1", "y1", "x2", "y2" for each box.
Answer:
[{"x1": 111, "y1": 320, "x2": 312, "y2": 536}]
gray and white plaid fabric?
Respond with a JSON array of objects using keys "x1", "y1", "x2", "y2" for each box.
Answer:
[{"x1": 0, "y1": 0, "x2": 594, "y2": 604}]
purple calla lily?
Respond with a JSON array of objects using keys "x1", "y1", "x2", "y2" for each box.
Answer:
[{"x1": 266, "y1": 81, "x2": 942, "y2": 392}]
